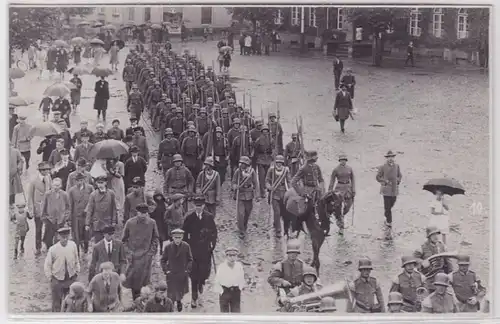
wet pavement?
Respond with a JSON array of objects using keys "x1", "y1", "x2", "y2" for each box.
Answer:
[{"x1": 9, "y1": 41, "x2": 490, "y2": 313}]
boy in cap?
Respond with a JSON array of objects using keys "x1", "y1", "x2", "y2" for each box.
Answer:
[
  {"x1": 160, "y1": 228, "x2": 193, "y2": 312},
  {"x1": 12, "y1": 202, "x2": 32, "y2": 259},
  {"x1": 214, "y1": 247, "x2": 246, "y2": 313}
]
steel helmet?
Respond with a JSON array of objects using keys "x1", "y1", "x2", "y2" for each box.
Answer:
[
  {"x1": 302, "y1": 266, "x2": 318, "y2": 281},
  {"x1": 401, "y1": 255, "x2": 418, "y2": 268},
  {"x1": 165, "y1": 128, "x2": 174, "y2": 135},
  {"x1": 199, "y1": 108, "x2": 207, "y2": 114},
  {"x1": 269, "y1": 112, "x2": 277, "y2": 118},
  {"x1": 193, "y1": 103, "x2": 200, "y2": 108},
  {"x1": 233, "y1": 118, "x2": 241, "y2": 124},
  {"x1": 426, "y1": 226, "x2": 441, "y2": 238},
  {"x1": 239, "y1": 156, "x2": 251, "y2": 166},
  {"x1": 358, "y1": 258, "x2": 373, "y2": 270},
  {"x1": 187, "y1": 121, "x2": 195, "y2": 126},
  {"x1": 173, "y1": 154, "x2": 183, "y2": 163},
  {"x1": 286, "y1": 239, "x2": 301, "y2": 254},
  {"x1": 457, "y1": 255, "x2": 471, "y2": 265},
  {"x1": 255, "y1": 119, "x2": 264, "y2": 126},
  {"x1": 215, "y1": 126, "x2": 223, "y2": 133},
  {"x1": 204, "y1": 157, "x2": 214, "y2": 167},
  {"x1": 261, "y1": 124, "x2": 270, "y2": 131},
  {"x1": 275, "y1": 155, "x2": 285, "y2": 164},
  {"x1": 188, "y1": 125, "x2": 196, "y2": 132},
  {"x1": 207, "y1": 97, "x2": 213, "y2": 102},
  {"x1": 175, "y1": 107, "x2": 183, "y2": 113},
  {"x1": 185, "y1": 97, "x2": 191, "y2": 102},
  {"x1": 433, "y1": 273, "x2": 450, "y2": 287},
  {"x1": 319, "y1": 297, "x2": 336, "y2": 312},
  {"x1": 387, "y1": 292, "x2": 403, "y2": 305}
]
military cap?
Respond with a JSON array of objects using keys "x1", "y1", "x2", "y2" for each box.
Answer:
[
  {"x1": 53, "y1": 111, "x2": 62, "y2": 115},
  {"x1": 136, "y1": 203, "x2": 149, "y2": 213},
  {"x1": 185, "y1": 97, "x2": 191, "y2": 102},
  {"x1": 165, "y1": 98, "x2": 172, "y2": 103},
  {"x1": 173, "y1": 154, "x2": 183, "y2": 162},
  {"x1": 401, "y1": 255, "x2": 418, "y2": 267},
  {"x1": 188, "y1": 125, "x2": 196, "y2": 132},
  {"x1": 57, "y1": 227, "x2": 71, "y2": 235},
  {"x1": 207, "y1": 97, "x2": 213, "y2": 102},
  {"x1": 286, "y1": 240, "x2": 301, "y2": 254},
  {"x1": 261, "y1": 124, "x2": 270, "y2": 131},
  {"x1": 426, "y1": 226, "x2": 441, "y2": 238},
  {"x1": 187, "y1": 121, "x2": 195, "y2": 126},
  {"x1": 303, "y1": 266, "x2": 318, "y2": 280},
  {"x1": 193, "y1": 103, "x2": 200, "y2": 108},
  {"x1": 221, "y1": 108, "x2": 228, "y2": 114},
  {"x1": 175, "y1": 107, "x2": 183, "y2": 113},
  {"x1": 96, "y1": 123, "x2": 104, "y2": 129},
  {"x1": 199, "y1": 108, "x2": 207, "y2": 114},
  {"x1": 269, "y1": 112, "x2": 277, "y2": 118},
  {"x1": 433, "y1": 273, "x2": 450, "y2": 286}
]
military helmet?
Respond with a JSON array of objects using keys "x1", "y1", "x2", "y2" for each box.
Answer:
[
  {"x1": 233, "y1": 118, "x2": 241, "y2": 124},
  {"x1": 222, "y1": 108, "x2": 228, "y2": 114},
  {"x1": 187, "y1": 121, "x2": 195, "y2": 126},
  {"x1": 302, "y1": 266, "x2": 318, "y2": 281},
  {"x1": 433, "y1": 273, "x2": 450, "y2": 287},
  {"x1": 207, "y1": 97, "x2": 213, "y2": 102},
  {"x1": 173, "y1": 154, "x2": 183, "y2": 163},
  {"x1": 275, "y1": 155, "x2": 285, "y2": 164},
  {"x1": 338, "y1": 154, "x2": 348, "y2": 161},
  {"x1": 426, "y1": 226, "x2": 441, "y2": 238},
  {"x1": 175, "y1": 107, "x2": 183, "y2": 113},
  {"x1": 457, "y1": 255, "x2": 471, "y2": 265},
  {"x1": 286, "y1": 239, "x2": 301, "y2": 254},
  {"x1": 199, "y1": 108, "x2": 207, "y2": 114},
  {"x1": 401, "y1": 255, "x2": 418, "y2": 268},
  {"x1": 204, "y1": 157, "x2": 214, "y2": 167},
  {"x1": 305, "y1": 150, "x2": 318, "y2": 161},
  {"x1": 387, "y1": 292, "x2": 404, "y2": 305},
  {"x1": 185, "y1": 97, "x2": 191, "y2": 102},
  {"x1": 188, "y1": 125, "x2": 196, "y2": 132},
  {"x1": 269, "y1": 112, "x2": 277, "y2": 118},
  {"x1": 165, "y1": 128, "x2": 174, "y2": 135},
  {"x1": 261, "y1": 124, "x2": 270, "y2": 131},
  {"x1": 239, "y1": 156, "x2": 251, "y2": 166},
  {"x1": 255, "y1": 119, "x2": 264, "y2": 126},
  {"x1": 215, "y1": 126, "x2": 223, "y2": 133},
  {"x1": 358, "y1": 258, "x2": 373, "y2": 270},
  {"x1": 319, "y1": 297, "x2": 336, "y2": 312}
]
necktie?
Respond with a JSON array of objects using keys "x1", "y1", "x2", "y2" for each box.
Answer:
[{"x1": 107, "y1": 243, "x2": 112, "y2": 259}]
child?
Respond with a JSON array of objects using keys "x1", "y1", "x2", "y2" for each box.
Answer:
[
  {"x1": 61, "y1": 282, "x2": 88, "y2": 312},
  {"x1": 125, "y1": 286, "x2": 153, "y2": 312},
  {"x1": 12, "y1": 202, "x2": 32, "y2": 259},
  {"x1": 429, "y1": 189, "x2": 450, "y2": 244},
  {"x1": 39, "y1": 96, "x2": 53, "y2": 122}
]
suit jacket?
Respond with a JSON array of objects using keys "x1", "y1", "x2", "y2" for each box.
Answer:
[
  {"x1": 132, "y1": 135, "x2": 150, "y2": 161},
  {"x1": 52, "y1": 161, "x2": 76, "y2": 190},
  {"x1": 27, "y1": 175, "x2": 52, "y2": 218},
  {"x1": 73, "y1": 143, "x2": 95, "y2": 164},
  {"x1": 376, "y1": 163, "x2": 402, "y2": 196},
  {"x1": 89, "y1": 238, "x2": 127, "y2": 281},
  {"x1": 124, "y1": 156, "x2": 148, "y2": 186},
  {"x1": 333, "y1": 59, "x2": 343, "y2": 73}
]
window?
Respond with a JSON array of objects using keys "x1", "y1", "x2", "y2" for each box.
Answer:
[
  {"x1": 309, "y1": 7, "x2": 317, "y2": 27},
  {"x1": 457, "y1": 8, "x2": 468, "y2": 39},
  {"x1": 144, "y1": 7, "x2": 151, "y2": 22},
  {"x1": 337, "y1": 8, "x2": 344, "y2": 30},
  {"x1": 274, "y1": 9, "x2": 284, "y2": 25},
  {"x1": 128, "y1": 8, "x2": 135, "y2": 21},
  {"x1": 432, "y1": 8, "x2": 443, "y2": 37},
  {"x1": 99, "y1": 7, "x2": 105, "y2": 13},
  {"x1": 201, "y1": 7, "x2": 212, "y2": 24},
  {"x1": 291, "y1": 6, "x2": 300, "y2": 26},
  {"x1": 409, "y1": 8, "x2": 422, "y2": 36}
]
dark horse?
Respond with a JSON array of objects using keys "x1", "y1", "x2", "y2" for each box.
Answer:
[{"x1": 283, "y1": 188, "x2": 337, "y2": 272}]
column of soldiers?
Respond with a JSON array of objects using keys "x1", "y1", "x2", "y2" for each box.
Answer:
[{"x1": 122, "y1": 45, "x2": 487, "y2": 313}]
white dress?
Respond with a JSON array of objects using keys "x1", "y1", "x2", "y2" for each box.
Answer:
[
  {"x1": 429, "y1": 199, "x2": 449, "y2": 234},
  {"x1": 37, "y1": 49, "x2": 47, "y2": 71}
]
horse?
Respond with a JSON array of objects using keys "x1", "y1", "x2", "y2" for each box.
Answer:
[
  {"x1": 283, "y1": 188, "x2": 329, "y2": 272},
  {"x1": 317, "y1": 190, "x2": 353, "y2": 235}
]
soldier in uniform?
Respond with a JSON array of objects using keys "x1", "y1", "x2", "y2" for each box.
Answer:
[
  {"x1": 181, "y1": 126, "x2": 203, "y2": 184},
  {"x1": 328, "y1": 154, "x2": 355, "y2": 235},
  {"x1": 291, "y1": 151, "x2": 325, "y2": 203},
  {"x1": 286, "y1": 266, "x2": 323, "y2": 298},
  {"x1": 390, "y1": 255, "x2": 426, "y2": 312},
  {"x1": 268, "y1": 112, "x2": 284, "y2": 155},
  {"x1": 268, "y1": 240, "x2": 305, "y2": 296},
  {"x1": 196, "y1": 157, "x2": 221, "y2": 217},
  {"x1": 195, "y1": 108, "x2": 216, "y2": 137},
  {"x1": 387, "y1": 292, "x2": 405, "y2": 313},
  {"x1": 187, "y1": 104, "x2": 200, "y2": 122},
  {"x1": 127, "y1": 84, "x2": 144, "y2": 122},
  {"x1": 449, "y1": 255, "x2": 486, "y2": 312},
  {"x1": 413, "y1": 226, "x2": 453, "y2": 293},
  {"x1": 123, "y1": 59, "x2": 136, "y2": 97},
  {"x1": 157, "y1": 128, "x2": 180, "y2": 173},
  {"x1": 207, "y1": 127, "x2": 229, "y2": 184},
  {"x1": 421, "y1": 273, "x2": 458, "y2": 313},
  {"x1": 254, "y1": 124, "x2": 274, "y2": 198},
  {"x1": 179, "y1": 121, "x2": 196, "y2": 145},
  {"x1": 265, "y1": 155, "x2": 291, "y2": 238},
  {"x1": 168, "y1": 107, "x2": 187, "y2": 139},
  {"x1": 240, "y1": 108, "x2": 254, "y2": 130},
  {"x1": 164, "y1": 154, "x2": 194, "y2": 212},
  {"x1": 231, "y1": 156, "x2": 259, "y2": 238},
  {"x1": 147, "y1": 81, "x2": 163, "y2": 117},
  {"x1": 227, "y1": 118, "x2": 241, "y2": 153},
  {"x1": 347, "y1": 258, "x2": 385, "y2": 313},
  {"x1": 230, "y1": 126, "x2": 252, "y2": 181},
  {"x1": 284, "y1": 133, "x2": 302, "y2": 177},
  {"x1": 230, "y1": 105, "x2": 243, "y2": 123},
  {"x1": 219, "y1": 108, "x2": 231, "y2": 134}
]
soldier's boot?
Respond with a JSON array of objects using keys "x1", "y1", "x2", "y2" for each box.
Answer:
[
  {"x1": 176, "y1": 301, "x2": 183, "y2": 312},
  {"x1": 13, "y1": 249, "x2": 18, "y2": 260}
]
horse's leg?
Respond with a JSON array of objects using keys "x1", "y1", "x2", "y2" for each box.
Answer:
[
  {"x1": 307, "y1": 219, "x2": 325, "y2": 273},
  {"x1": 282, "y1": 211, "x2": 291, "y2": 238},
  {"x1": 333, "y1": 205, "x2": 345, "y2": 235}
]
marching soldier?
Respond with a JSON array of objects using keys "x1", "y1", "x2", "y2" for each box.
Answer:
[
  {"x1": 179, "y1": 121, "x2": 196, "y2": 145},
  {"x1": 390, "y1": 256, "x2": 426, "y2": 312},
  {"x1": 328, "y1": 154, "x2": 355, "y2": 234},
  {"x1": 230, "y1": 126, "x2": 252, "y2": 181},
  {"x1": 413, "y1": 226, "x2": 453, "y2": 293},
  {"x1": 421, "y1": 273, "x2": 458, "y2": 313},
  {"x1": 231, "y1": 156, "x2": 259, "y2": 238},
  {"x1": 249, "y1": 119, "x2": 263, "y2": 143},
  {"x1": 268, "y1": 240, "x2": 305, "y2": 294},
  {"x1": 147, "y1": 81, "x2": 163, "y2": 117},
  {"x1": 181, "y1": 125, "x2": 203, "y2": 184},
  {"x1": 240, "y1": 109, "x2": 254, "y2": 130},
  {"x1": 187, "y1": 104, "x2": 200, "y2": 122},
  {"x1": 291, "y1": 151, "x2": 325, "y2": 201},
  {"x1": 127, "y1": 84, "x2": 144, "y2": 122},
  {"x1": 219, "y1": 109, "x2": 231, "y2": 134},
  {"x1": 387, "y1": 292, "x2": 405, "y2": 313},
  {"x1": 157, "y1": 128, "x2": 180, "y2": 173},
  {"x1": 254, "y1": 124, "x2": 274, "y2": 198},
  {"x1": 196, "y1": 157, "x2": 221, "y2": 217},
  {"x1": 284, "y1": 133, "x2": 302, "y2": 177},
  {"x1": 195, "y1": 107, "x2": 216, "y2": 137},
  {"x1": 268, "y1": 112, "x2": 284, "y2": 155},
  {"x1": 449, "y1": 255, "x2": 486, "y2": 312},
  {"x1": 347, "y1": 258, "x2": 385, "y2": 313},
  {"x1": 265, "y1": 155, "x2": 291, "y2": 238},
  {"x1": 207, "y1": 127, "x2": 229, "y2": 184},
  {"x1": 168, "y1": 107, "x2": 187, "y2": 138},
  {"x1": 226, "y1": 118, "x2": 241, "y2": 152},
  {"x1": 230, "y1": 105, "x2": 243, "y2": 122},
  {"x1": 163, "y1": 154, "x2": 194, "y2": 212},
  {"x1": 123, "y1": 59, "x2": 136, "y2": 97}
]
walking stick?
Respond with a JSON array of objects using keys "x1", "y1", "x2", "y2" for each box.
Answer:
[{"x1": 351, "y1": 198, "x2": 355, "y2": 226}]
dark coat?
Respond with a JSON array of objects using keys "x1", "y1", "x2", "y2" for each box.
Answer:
[
  {"x1": 89, "y1": 238, "x2": 127, "y2": 281},
  {"x1": 123, "y1": 156, "x2": 148, "y2": 189},
  {"x1": 334, "y1": 91, "x2": 353, "y2": 120},
  {"x1": 37, "y1": 137, "x2": 56, "y2": 162},
  {"x1": 333, "y1": 58, "x2": 343, "y2": 74},
  {"x1": 94, "y1": 80, "x2": 110, "y2": 111},
  {"x1": 160, "y1": 241, "x2": 193, "y2": 301},
  {"x1": 52, "y1": 161, "x2": 76, "y2": 190},
  {"x1": 182, "y1": 210, "x2": 217, "y2": 282},
  {"x1": 150, "y1": 198, "x2": 168, "y2": 241}
]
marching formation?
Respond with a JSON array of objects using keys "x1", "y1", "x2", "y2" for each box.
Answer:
[{"x1": 9, "y1": 35, "x2": 488, "y2": 314}]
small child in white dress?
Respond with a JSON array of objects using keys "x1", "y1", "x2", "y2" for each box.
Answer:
[{"x1": 429, "y1": 189, "x2": 450, "y2": 244}]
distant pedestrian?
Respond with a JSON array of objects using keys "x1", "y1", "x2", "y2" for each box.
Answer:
[
  {"x1": 262, "y1": 32, "x2": 271, "y2": 55},
  {"x1": 36, "y1": 46, "x2": 47, "y2": 79},
  {"x1": 109, "y1": 43, "x2": 119, "y2": 71},
  {"x1": 333, "y1": 56, "x2": 343, "y2": 90},
  {"x1": 222, "y1": 51, "x2": 231, "y2": 73},
  {"x1": 12, "y1": 202, "x2": 32, "y2": 259},
  {"x1": 214, "y1": 247, "x2": 246, "y2": 313},
  {"x1": 11, "y1": 115, "x2": 33, "y2": 170},
  {"x1": 73, "y1": 45, "x2": 82, "y2": 65},
  {"x1": 39, "y1": 96, "x2": 53, "y2": 121},
  {"x1": 69, "y1": 74, "x2": 82, "y2": 114},
  {"x1": 271, "y1": 30, "x2": 280, "y2": 52},
  {"x1": 55, "y1": 46, "x2": 69, "y2": 80},
  {"x1": 94, "y1": 76, "x2": 110, "y2": 122},
  {"x1": 239, "y1": 33, "x2": 245, "y2": 55},
  {"x1": 42, "y1": 178, "x2": 70, "y2": 247},
  {"x1": 43, "y1": 227, "x2": 80, "y2": 312},
  {"x1": 405, "y1": 41, "x2": 415, "y2": 67},
  {"x1": 340, "y1": 68, "x2": 356, "y2": 99},
  {"x1": 9, "y1": 145, "x2": 23, "y2": 212},
  {"x1": 244, "y1": 34, "x2": 252, "y2": 55},
  {"x1": 333, "y1": 84, "x2": 353, "y2": 133},
  {"x1": 376, "y1": 150, "x2": 402, "y2": 229},
  {"x1": 429, "y1": 190, "x2": 450, "y2": 244}
]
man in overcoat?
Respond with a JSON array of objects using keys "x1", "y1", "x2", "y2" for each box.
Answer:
[
  {"x1": 68, "y1": 173, "x2": 94, "y2": 254},
  {"x1": 333, "y1": 56, "x2": 343, "y2": 90},
  {"x1": 375, "y1": 150, "x2": 402, "y2": 228},
  {"x1": 89, "y1": 225, "x2": 127, "y2": 282},
  {"x1": 85, "y1": 176, "x2": 118, "y2": 243},
  {"x1": 160, "y1": 228, "x2": 193, "y2": 312},
  {"x1": 122, "y1": 203, "x2": 160, "y2": 300},
  {"x1": 333, "y1": 84, "x2": 353, "y2": 134},
  {"x1": 182, "y1": 196, "x2": 217, "y2": 308},
  {"x1": 124, "y1": 146, "x2": 148, "y2": 192},
  {"x1": 94, "y1": 76, "x2": 110, "y2": 122}
]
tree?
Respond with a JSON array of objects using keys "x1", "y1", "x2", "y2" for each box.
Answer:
[
  {"x1": 226, "y1": 7, "x2": 279, "y2": 31},
  {"x1": 468, "y1": 8, "x2": 489, "y2": 67},
  {"x1": 60, "y1": 7, "x2": 94, "y2": 25},
  {"x1": 347, "y1": 8, "x2": 409, "y2": 66}
]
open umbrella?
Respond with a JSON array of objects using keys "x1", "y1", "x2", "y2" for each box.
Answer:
[
  {"x1": 219, "y1": 46, "x2": 232, "y2": 53},
  {"x1": 151, "y1": 23, "x2": 162, "y2": 30},
  {"x1": 43, "y1": 83, "x2": 71, "y2": 97},
  {"x1": 9, "y1": 96, "x2": 29, "y2": 107},
  {"x1": 423, "y1": 178, "x2": 465, "y2": 196},
  {"x1": 93, "y1": 22, "x2": 104, "y2": 28},
  {"x1": 53, "y1": 39, "x2": 69, "y2": 48},
  {"x1": 62, "y1": 81, "x2": 77, "y2": 90},
  {"x1": 67, "y1": 66, "x2": 89, "y2": 75},
  {"x1": 110, "y1": 39, "x2": 125, "y2": 49},
  {"x1": 10, "y1": 67, "x2": 25, "y2": 79},
  {"x1": 71, "y1": 37, "x2": 85, "y2": 45},
  {"x1": 104, "y1": 24, "x2": 116, "y2": 30},
  {"x1": 32, "y1": 122, "x2": 63, "y2": 137},
  {"x1": 89, "y1": 139, "x2": 130, "y2": 159},
  {"x1": 78, "y1": 20, "x2": 91, "y2": 26},
  {"x1": 91, "y1": 67, "x2": 113, "y2": 78},
  {"x1": 90, "y1": 38, "x2": 105, "y2": 45}
]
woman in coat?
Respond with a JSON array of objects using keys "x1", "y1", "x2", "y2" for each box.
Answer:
[
  {"x1": 149, "y1": 190, "x2": 168, "y2": 254},
  {"x1": 94, "y1": 76, "x2": 110, "y2": 121},
  {"x1": 55, "y1": 47, "x2": 69, "y2": 80},
  {"x1": 109, "y1": 43, "x2": 119, "y2": 71},
  {"x1": 106, "y1": 158, "x2": 125, "y2": 219},
  {"x1": 73, "y1": 45, "x2": 82, "y2": 65},
  {"x1": 333, "y1": 84, "x2": 353, "y2": 134},
  {"x1": 47, "y1": 46, "x2": 57, "y2": 79}
]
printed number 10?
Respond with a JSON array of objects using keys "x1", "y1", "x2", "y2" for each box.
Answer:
[{"x1": 470, "y1": 202, "x2": 483, "y2": 216}]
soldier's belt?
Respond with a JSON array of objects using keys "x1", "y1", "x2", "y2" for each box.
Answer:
[{"x1": 337, "y1": 181, "x2": 351, "y2": 185}]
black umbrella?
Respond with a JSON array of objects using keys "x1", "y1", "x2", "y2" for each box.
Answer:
[
  {"x1": 111, "y1": 39, "x2": 125, "y2": 49},
  {"x1": 423, "y1": 178, "x2": 465, "y2": 196}
]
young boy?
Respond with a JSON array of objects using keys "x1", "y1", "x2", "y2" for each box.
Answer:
[
  {"x1": 12, "y1": 202, "x2": 32, "y2": 259},
  {"x1": 61, "y1": 282, "x2": 88, "y2": 312},
  {"x1": 39, "y1": 96, "x2": 53, "y2": 122}
]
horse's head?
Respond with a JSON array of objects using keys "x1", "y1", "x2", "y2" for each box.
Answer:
[{"x1": 323, "y1": 191, "x2": 343, "y2": 214}]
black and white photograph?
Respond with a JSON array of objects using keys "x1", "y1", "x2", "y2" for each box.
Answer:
[{"x1": 7, "y1": 4, "x2": 491, "y2": 315}]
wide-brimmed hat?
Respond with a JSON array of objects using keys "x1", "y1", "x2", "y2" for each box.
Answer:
[
  {"x1": 129, "y1": 146, "x2": 140, "y2": 153},
  {"x1": 384, "y1": 150, "x2": 396, "y2": 157}
]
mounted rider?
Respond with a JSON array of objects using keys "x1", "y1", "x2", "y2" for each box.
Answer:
[
  {"x1": 290, "y1": 150, "x2": 325, "y2": 203},
  {"x1": 327, "y1": 153, "x2": 356, "y2": 235}
]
